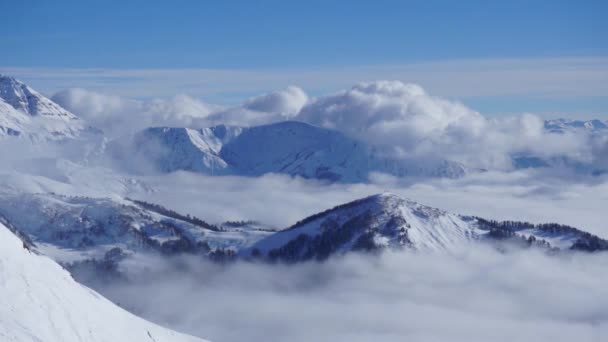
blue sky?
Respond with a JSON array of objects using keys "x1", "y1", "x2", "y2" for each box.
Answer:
[{"x1": 1, "y1": 0, "x2": 607, "y2": 116}]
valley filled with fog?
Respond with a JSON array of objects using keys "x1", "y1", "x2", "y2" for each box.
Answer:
[{"x1": 97, "y1": 248, "x2": 608, "y2": 342}]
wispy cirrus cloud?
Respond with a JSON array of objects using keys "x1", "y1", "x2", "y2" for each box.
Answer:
[{"x1": 2, "y1": 56, "x2": 607, "y2": 107}]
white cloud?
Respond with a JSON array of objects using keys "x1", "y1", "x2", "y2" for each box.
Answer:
[
  {"x1": 52, "y1": 86, "x2": 309, "y2": 135},
  {"x1": 52, "y1": 88, "x2": 217, "y2": 138},
  {"x1": 243, "y1": 85, "x2": 308, "y2": 115},
  {"x1": 205, "y1": 86, "x2": 309, "y2": 126},
  {"x1": 297, "y1": 81, "x2": 605, "y2": 170}
]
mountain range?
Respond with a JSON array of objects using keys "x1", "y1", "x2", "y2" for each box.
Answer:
[
  {"x1": 1, "y1": 191, "x2": 605, "y2": 276},
  {"x1": 108, "y1": 122, "x2": 469, "y2": 181}
]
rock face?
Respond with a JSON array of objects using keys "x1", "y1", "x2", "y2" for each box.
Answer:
[
  {"x1": 110, "y1": 121, "x2": 468, "y2": 182},
  {"x1": 0, "y1": 222, "x2": 209, "y2": 342},
  {"x1": 0, "y1": 75, "x2": 98, "y2": 140}
]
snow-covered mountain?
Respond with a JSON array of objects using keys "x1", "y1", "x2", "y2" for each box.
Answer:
[
  {"x1": 109, "y1": 121, "x2": 468, "y2": 182},
  {"x1": 245, "y1": 193, "x2": 608, "y2": 261},
  {"x1": 0, "y1": 222, "x2": 208, "y2": 342},
  {"x1": 0, "y1": 75, "x2": 98, "y2": 140},
  {"x1": 544, "y1": 118, "x2": 608, "y2": 133}
]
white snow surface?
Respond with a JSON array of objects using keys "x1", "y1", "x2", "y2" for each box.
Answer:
[{"x1": 0, "y1": 222, "x2": 209, "y2": 342}]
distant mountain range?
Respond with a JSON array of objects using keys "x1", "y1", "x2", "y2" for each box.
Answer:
[
  {"x1": 2, "y1": 75, "x2": 607, "y2": 180},
  {"x1": 108, "y1": 122, "x2": 469, "y2": 182}
]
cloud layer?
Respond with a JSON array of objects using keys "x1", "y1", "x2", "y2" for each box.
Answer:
[{"x1": 95, "y1": 247, "x2": 608, "y2": 342}]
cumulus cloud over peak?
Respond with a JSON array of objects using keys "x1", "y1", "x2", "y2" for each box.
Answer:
[
  {"x1": 205, "y1": 86, "x2": 309, "y2": 126},
  {"x1": 296, "y1": 80, "x2": 604, "y2": 170},
  {"x1": 243, "y1": 85, "x2": 308, "y2": 116},
  {"x1": 298, "y1": 80, "x2": 484, "y2": 138}
]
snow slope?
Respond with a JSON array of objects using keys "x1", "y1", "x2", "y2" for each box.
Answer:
[
  {"x1": 0, "y1": 75, "x2": 98, "y2": 141},
  {"x1": 0, "y1": 222, "x2": 209, "y2": 342},
  {"x1": 110, "y1": 121, "x2": 468, "y2": 182}
]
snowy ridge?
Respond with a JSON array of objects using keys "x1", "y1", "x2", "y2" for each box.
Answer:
[
  {"x1": 245, "y1": 193, "x2": 608, "y2": 261},
  {"x1": 0, "y1": 75, "x2": 98, "y2": 141},
  {"x1": 0, "y1": 222, "x2": 209, "y2": 342},
  {"x1": 245, "y1": 193, "x2": 481, "y2": 260},
  {"x1": 111, "y1": 121, "x2": 468, "y2": 182}
]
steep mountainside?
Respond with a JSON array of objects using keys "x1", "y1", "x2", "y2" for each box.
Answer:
[
  {"x1": 0, "y1": 75, "x2": 97, "y2": 140},
  {"x1": 0, "y1": 222, "x2": 208, "y2": 342},
  {"x1": 110, "y1": 121, "x2": 468, "y2": 182}
]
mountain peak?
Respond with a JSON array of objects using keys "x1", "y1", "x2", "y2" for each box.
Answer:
[
  {"x1": 0, "y1": 75, "x2": 76, "y2": 118},
  {"x1": 245, "y1": 192, "x2": 471, "y2": 260},
  {"x1": 0, "y1": 75, "x2": 98, "y2": 140}
]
